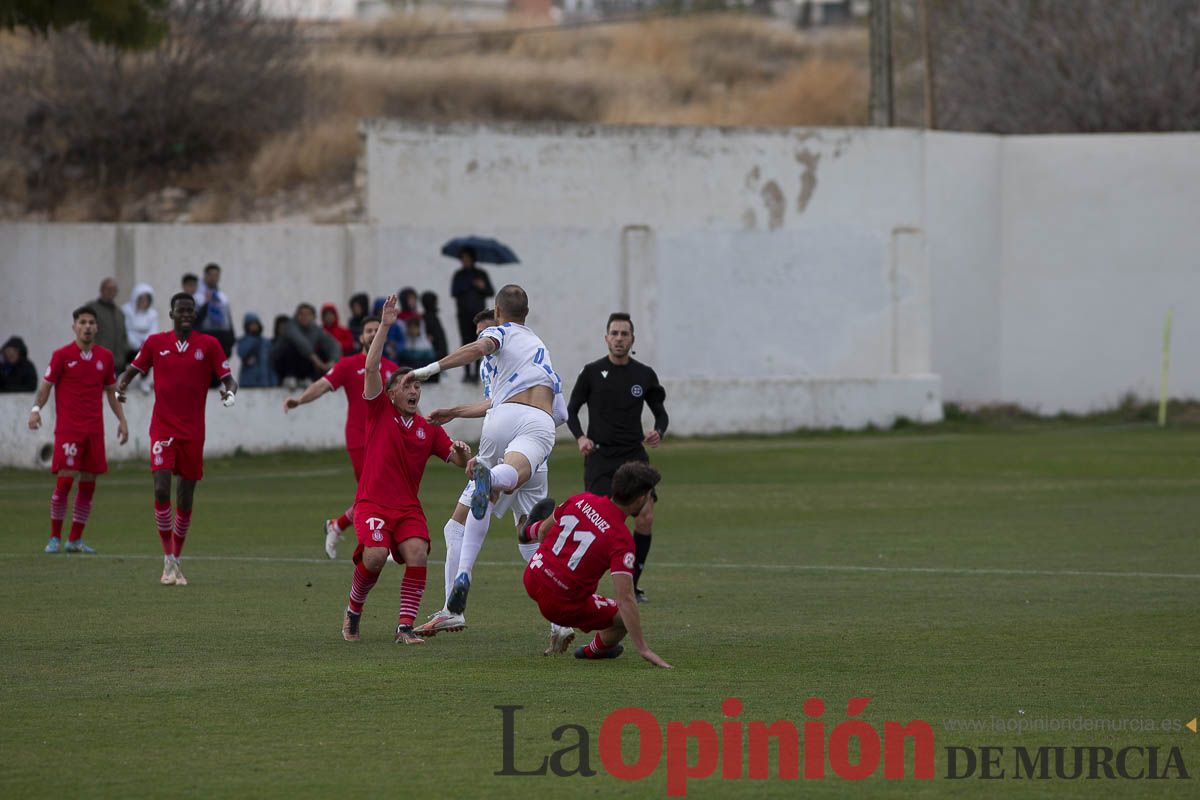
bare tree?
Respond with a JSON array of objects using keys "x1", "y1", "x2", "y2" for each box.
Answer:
[
  {"x1": 925, "y1": 0, "x2": 1200, "y2": 133},
  {"x1": 3, "y1": 0, "x2": 305, "y2": 211}
]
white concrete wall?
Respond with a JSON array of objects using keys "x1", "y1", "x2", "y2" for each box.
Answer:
[{"x1": 999, "y1": 134, "x2": 1200, "y2": 412}]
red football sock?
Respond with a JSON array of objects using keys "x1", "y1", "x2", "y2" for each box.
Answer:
[
  {"x1": 348, "y1": 562, "x2": 380, "y2": 614},
  {"x1": 335, "y1": 506, "x2": 353, "y2": 531},
  {"x1": 172, "y1": 508, "x2": 192, "y2": 558},
  {"x1": 397, "y1": 565, "x2": 427, "y2": 626},
  {"x1": 68, "y1": 480, "x2": 96, "y2": 542},
  {"x1": 586, "y1": 632, "x2": 615, "y2": 655},
  {"x1": 154, "y1": 500, "x2": 173, "y2": 555},
  {"x1": 50, "y1": 476, "x2": 74, "y2": 539}
]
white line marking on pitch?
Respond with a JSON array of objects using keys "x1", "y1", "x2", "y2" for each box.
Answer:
[{"x1": 0, "y1": 552, "x2": 1196, "y2": 580}]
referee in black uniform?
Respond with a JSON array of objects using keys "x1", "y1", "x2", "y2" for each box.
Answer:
[{"x1": 567, "y1": 313, "x2": 668, "y2": 602}]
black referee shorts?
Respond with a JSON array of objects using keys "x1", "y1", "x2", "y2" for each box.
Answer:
[{"x1": 584, "y1": 449, "x2": 650, "y2": 497}]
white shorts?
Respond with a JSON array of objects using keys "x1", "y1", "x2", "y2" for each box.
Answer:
[
  {"x1": 458, "y1": 464, "x2": 549, "y2": 525},
  {"x1": 477, "y1": 402, "x2": 556, "y2": 474}
]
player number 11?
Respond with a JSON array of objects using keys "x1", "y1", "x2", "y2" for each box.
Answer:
[{"x1": 550, "y1": 515, "x2": 595, "y2": 571}]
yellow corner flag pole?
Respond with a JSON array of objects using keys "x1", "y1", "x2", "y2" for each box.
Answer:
[{"x1": 1158, "y1": 308, "x2": 1173, "y2": 428}]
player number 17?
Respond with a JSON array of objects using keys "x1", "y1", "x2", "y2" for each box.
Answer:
[{"x1": 550, "y1": 515, "x2": 595, "y2": 571}]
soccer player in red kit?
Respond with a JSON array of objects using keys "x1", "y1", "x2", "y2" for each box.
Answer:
[
  {"x1": 342, "y1": 295, "x2": 472, "y2": 644},
  {"x1": 116, "y1": 292, "x2": 237, "y2": 587},
  {"x1": 28, "y1": 306, "x2": 129, "y2": 554},
  {"x1": 283, "y1": 315, "x2": 397, "y2": 559},
  {"x1": 522, "y1": 462, "x2": 672, "y2": 668}
]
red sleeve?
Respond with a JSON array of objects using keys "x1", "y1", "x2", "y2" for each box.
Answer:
[
  {"x1": 431, "y1": 423, "x2": 453, "y2": 462},
  {"x1": 609, "y1": 531, "x2": 636, "y2": 577},
  {"x1": 209, "y1": 336, "x2": 231, "y2": 379},
  {"x1": 130, "y1": 335, "x2": 154, "y2": 374},
  {"x1": 103, "y1": 348, "x2": 116, "y2": 386},
  {"x1": 43, "y1": 349, "x2": 62, "y2": 385},
  {"x1": 324, "y1": 358, "x2": 346, "y2": 390}
]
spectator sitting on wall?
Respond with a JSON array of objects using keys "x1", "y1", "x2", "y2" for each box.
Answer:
[
  {"x1": 89, "y1": 277, "x2": 128, "y2": 365},
  {"x1": 271, "y1": 302, "x2": 342, "y2": 388},
  {"x1": 237, "y1": 312, "x2": 276, "y2": 388},
  {"x1": 182, "y1": 272, "x2": 201, "y2": 305},
  {"x1": 347, "y1": 292, "x2": 370, "y2": 350},
  {"x1": 321, "y1": 302, "x2": 354, "y2": 355},
  {"x1": 419, "y1": 290, "x2": 449, "y2": 383},
  {"x1": 397, "y1": 316, "x2": 435, "y2": 369},
  {"x1": 0, "y1": 336, "x2": 37, "y2": 392},
  {"x1": 194, "y1": 262, "x2": 235, "y2": 357},
  {"x1": 122, "y1": 282, "x2": 158, "y2": 393}
]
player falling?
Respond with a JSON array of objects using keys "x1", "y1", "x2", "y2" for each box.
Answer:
[
  {"x1": 403, "y1": 285, "x2": 564, "y2": 617},
  {"x1": 341, "y1": 295, "x2": 472, "y2": 644},
  {"x1": 414, "y1": 307, "x2": 567, "y2": 650},
  {"x1": 523, "y1": 462, "x2": 671, "y2": 668},
  {"x1": 116, "y1": 293, "x2": 237, "y2": 586},
  {"x1": 28, "y1": 306, "x2": 129, "y2": 554},
  {"x1": 283, "y1": 315, "x2": 397, "y2": 558}
]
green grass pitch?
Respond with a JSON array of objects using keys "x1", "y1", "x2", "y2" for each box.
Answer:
[{"x1": 2, "y1": 423, "x2": 1198, "y2": 797}]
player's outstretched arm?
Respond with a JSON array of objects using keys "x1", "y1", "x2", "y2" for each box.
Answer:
[
  {"x1": 105, "y1": 386, "x2": 129, "y2": 444},
  {"x1": 612, "y1": 573, "x2": 672, "y2": 669},
  {"x1": 284, "y1": 378, "x2": 332, "y2": 413},
  {"x1": 28, "y1": 381, "x2": 52, "y2": 430},
  {"x1": 364, "y1": 294, "x2": 396, "y2": 398},
  {"x1": 428, "y1": 399, "x2": 491, "y2": 424},
  {"x1": 407, "y1": 337, "x2": 497, "y2": 385}
]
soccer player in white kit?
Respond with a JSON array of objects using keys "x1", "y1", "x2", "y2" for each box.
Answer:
[{"x1": 403, "y1": 285, "x2": 563, "y2": 618}]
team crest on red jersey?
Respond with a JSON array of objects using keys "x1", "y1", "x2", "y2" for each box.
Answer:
[
  {"x1": 194, "y1": 349, "x2": 204, "y2": 361},
  {"x1": 416, "y1": 427, "x2": 427, "y2": 440}
]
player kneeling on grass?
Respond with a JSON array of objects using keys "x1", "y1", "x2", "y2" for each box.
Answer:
[
  {"x1": 521, "y1": 462, "x2": 671, "y2": 668},
  {"x1": 342, "y1": 295, "x2": 472, "y2": 644}
]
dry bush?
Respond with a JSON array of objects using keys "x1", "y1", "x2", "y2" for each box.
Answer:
[
  {"x1": 3, "y1": 0, "x2": 306, "y2": 213},
  {"x1": 250, "y1": 117, "x2": 360, "y2": 194}
]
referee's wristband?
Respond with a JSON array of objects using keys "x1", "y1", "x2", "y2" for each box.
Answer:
[{"x1": 413, "y1": 362, "x2": 441, "y2": 380}]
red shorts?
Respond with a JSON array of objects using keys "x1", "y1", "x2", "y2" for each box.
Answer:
[
  {"x1": 524, "y1": 567, "x2": 620, "y2": 632},
  {"x1": 150, "y1": 436, "x2": 204, "y2": 481},
  {"x1": 352, "y1": 500, "x2": 430, "y2": 563},
  {"x1": 347, "y1": 446, "x2": 365, "y2": 482},
  {"x1": 51, "y1": 431, "x2": 107, "y2": 475}
]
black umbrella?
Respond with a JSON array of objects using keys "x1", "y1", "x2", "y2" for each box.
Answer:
[{"x1": 441, "y1": 236, "x2": 520, "y2": 265}]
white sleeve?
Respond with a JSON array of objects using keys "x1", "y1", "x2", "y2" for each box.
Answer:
[{"x1": 478, "y1": 325, "x2": 506, "y2": 350}]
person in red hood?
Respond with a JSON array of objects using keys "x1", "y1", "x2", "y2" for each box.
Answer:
[{"x1": 321, "y1": 303, "x2": 354, "y2": 355}]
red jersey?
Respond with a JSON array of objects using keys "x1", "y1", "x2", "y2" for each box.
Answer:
[
  {"x1": 44, "y1": 343, "x2": 116, "y2": 436},
  {"x1": 355, "y1": 390, "x2": 453, "y2": 511},
  {"x1": 535, "y1": 493, "x2": 635, "y2": 597},
  {"x1": 130, "y1": 330, "x2": 231, "y2": 441},
  {"x1": 323, "y1": 352, "x2": 397, "y2": 450}
]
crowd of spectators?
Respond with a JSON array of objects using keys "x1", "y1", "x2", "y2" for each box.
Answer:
[{"x1": 0, "y1": 264, "x2": 469, "y2": 394}]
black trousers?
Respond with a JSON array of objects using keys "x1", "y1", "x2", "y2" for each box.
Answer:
[{"x1": 584, "y1": 448, "x2": 650, "y2": 496}]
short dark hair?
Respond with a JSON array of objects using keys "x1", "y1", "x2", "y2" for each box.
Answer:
[
  {"x1": 72, "y1": 305, "x2": 97, "y2": 322},
  {"x1": 204, "y1": 262, "x2": 220, "y2": 274},
  {"x1": 361, "y1": 315, "x2": 381, "y2": 327},
  {"x1": 386, "y1": 366, "x2": 413, "y2": 391},
  {"x1": 611, "y1": 462, "x2": 661, "y2": 505},
  {"x1": 496, "y1": 285, "x2": 528, "y2": 320},
  {"x1": 607, "y1": 313, "x2": 634, "y2": 334},
  {"x1": 170, "y1": 292, "x2": 195, "y2": 311},
  {"x1": 295, "y1": 302, "x2": 316, "y2": 316},
  {"x1": 473, "y1": 308, "x2": 495, "y2": 326},
  {"x1": 182, "y1": 273, "x2": 198, "y2": 285}
]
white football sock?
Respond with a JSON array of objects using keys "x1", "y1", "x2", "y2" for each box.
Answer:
[
  {"x1": 443, "y1": 518, "x2": 465, "y2": 607},
  {"x1": 457, "y1": 504, "x2": 494, "y2": 579},
  {"x1": 517, "y1": 541, "x2": 539, "y2": 563},
  {"x1": 490, "y1": 463, "x2": 519, "y2": 492}
]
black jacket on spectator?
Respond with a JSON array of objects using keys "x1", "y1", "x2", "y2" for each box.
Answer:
[
  {"x1": 347, "y1": 292, "x2": 370, "y2": 349},
  {"x1": 0, "y1": 336, "x2": 38, "y2": 392}
]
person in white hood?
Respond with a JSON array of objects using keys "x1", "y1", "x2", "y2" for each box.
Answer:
[{"x1": 123, "y1": 283, "x2": 158, "y2": 392}]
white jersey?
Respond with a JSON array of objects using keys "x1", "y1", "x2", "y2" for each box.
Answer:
[{"x1": 479, "y1": 323, "x2": 564, "y2": 419}]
